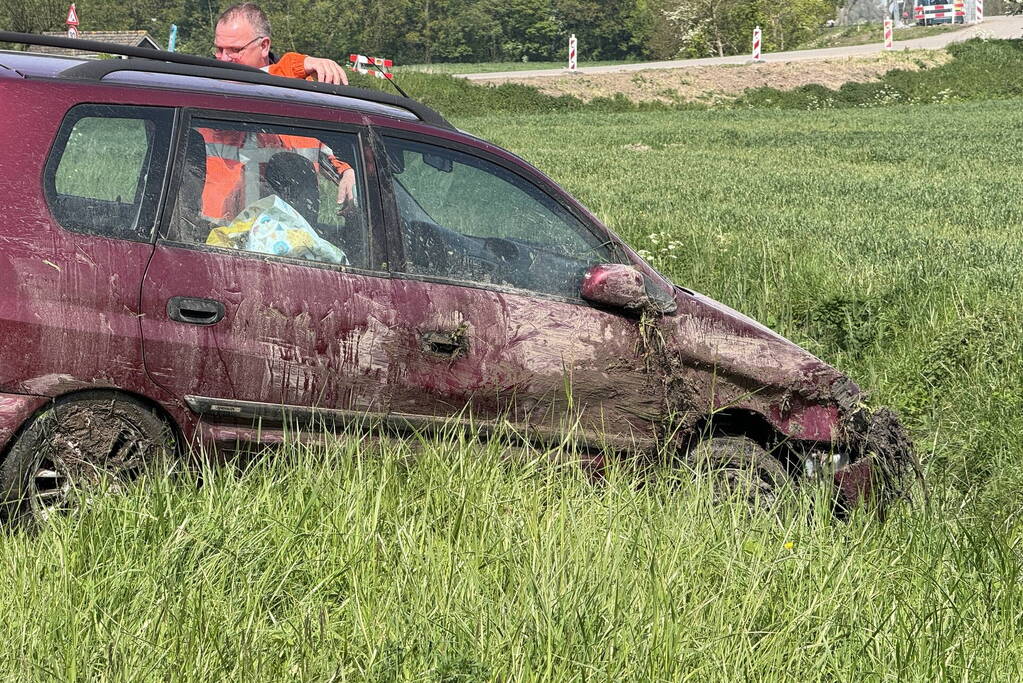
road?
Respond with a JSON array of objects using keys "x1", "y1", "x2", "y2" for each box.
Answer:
[{"x1": 460, "y1": 15, "x2": 1023, "y2": 82}]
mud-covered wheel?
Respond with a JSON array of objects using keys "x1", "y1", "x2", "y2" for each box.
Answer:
[
  {"x1": 688, "y1": 436, "x2": 791, "y2": 509},
  {"x1": 0, "y1": 392, "x2": 175, "y2": 523}
]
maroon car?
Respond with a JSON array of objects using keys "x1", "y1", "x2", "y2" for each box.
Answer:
[{"x1": 0, "y1": 33, "x2": 915, "y2": 520}]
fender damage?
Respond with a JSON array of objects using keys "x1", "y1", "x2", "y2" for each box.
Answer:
[{"x1": 650, "y1": 287, "x2": 918, "y2": 511}]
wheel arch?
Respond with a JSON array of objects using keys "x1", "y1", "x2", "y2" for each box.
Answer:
[
  {"x1": 686, "y1": 408, "x2": 779, "y2": 450},
  {"x1": 682, "y1": 408, "x2": 805, "y2": 474},
  {"x1": 0, "y1": 388, "x2": 184, "y2": 463}
]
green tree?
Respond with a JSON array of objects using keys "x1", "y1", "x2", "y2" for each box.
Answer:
[
  {"x1": 554, "y1": 0, "x2": 654, "y2": 60},
  {"x1": 0, "y1": 0, "x2": 82, "y2": 34},
  {"x1": 754, "y1": 0, "x2": 839, "y2": 51},
  {"x1": 481, "y1": 0, "x2": 560, "y2": 61},
  {"x1": 173, "y1": 0, "x2": 220, "y2": 56},
  {"x1": 661, "y1": 0, "x2": 753, "y2": 58}
]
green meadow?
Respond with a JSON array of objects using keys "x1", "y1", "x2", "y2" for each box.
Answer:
[{"x1": 4, "y1": 43, "x2": 1023, "y2": 681}]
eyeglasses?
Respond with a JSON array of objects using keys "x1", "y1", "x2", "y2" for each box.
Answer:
[{"x1": 212, "y1": 36, "x2": 266, "y2": 58}]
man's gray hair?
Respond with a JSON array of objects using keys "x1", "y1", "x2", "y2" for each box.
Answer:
[{"x1": 216, "y1": 3, "x2": 272, "y2": 39}]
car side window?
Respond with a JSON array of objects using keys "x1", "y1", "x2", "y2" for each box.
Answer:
[
  {"x1": 167, "y1": 118, "x2": 369, "y2": 270},
  {"x1": 383, "y1": 136, "x2": 611, "y2": 299},
  {"x1": 44, "y1": 104, "x2": 172, "y2": 242}
]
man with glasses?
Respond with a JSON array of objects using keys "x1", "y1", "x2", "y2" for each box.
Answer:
[
  {"x1": 199, "y1": 3, "x2": 357, "y2": 220},
  {"x1": 213, "y1": 2, "x2": 348, "y2": 85}
]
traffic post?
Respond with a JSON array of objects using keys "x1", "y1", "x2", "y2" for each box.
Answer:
[
  {"x1": 975, "y1": 0, "x2": 983, "y2": 23},
  {"x1": 884, "y1": 19, "x2": 894, "y2": 49},
  {"x1": 568, "y1": 34, "x2": 577, "y2": 72},
  {"x1": 752, "y1": 26, "x2": 763, "y2": 62},
  {"x1": 65, "y1": 3, "x2": 79, "y2": 39}
]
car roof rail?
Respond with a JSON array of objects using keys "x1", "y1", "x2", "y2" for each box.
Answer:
[{"x1": 0, "y1": 31, "x2": 453, "y2": 130}]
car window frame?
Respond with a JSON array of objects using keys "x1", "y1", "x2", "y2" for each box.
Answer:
[
  {"x1": 156, "y1": 108, "x2": 390, "y2": 276},
  {"x1": 371, "y1": 126, "x2": 627, "y2": 304},
  {"x1": 42, "y1": 102, "x2": 175, "y2": 244}
]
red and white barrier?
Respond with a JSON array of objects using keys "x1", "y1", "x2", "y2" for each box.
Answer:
[
  {"x1": 913, "y1": 3, "x2": 965, "y2": 22},
  {"x1": 752, "y1": 26, "x2": 763, "y2": 62},
  {"x1": 568, "y1": 34, "x2": 577, "y2": 72},
  {"x1": 884, "y1": 19, "x2": 894, "y2": 49},
  {"x1": 975, "y1": 0, "x2": 983, "y2": 22},
  {"x1": 349, "y1": 54, "x2": 394, "y2": 80}
]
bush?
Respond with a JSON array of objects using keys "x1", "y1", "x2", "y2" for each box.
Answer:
[{"x1": 733, "y1": 38, "x2": 1023, "y2": 110}]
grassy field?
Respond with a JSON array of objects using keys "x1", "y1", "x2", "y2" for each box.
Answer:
[{"x1": 5, "y1": 75, "x2": 1023, "y2": 678}]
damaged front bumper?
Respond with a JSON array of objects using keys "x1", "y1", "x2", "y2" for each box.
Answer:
[{"x1": 812, "y1": 403, "x2": 919, "y2": 515}]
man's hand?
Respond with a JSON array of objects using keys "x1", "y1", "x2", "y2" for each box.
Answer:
[
  {"x1": 303, "y1": 56, "x2": 349, "y2": 85},
  {"x1": 337, "y1": 168, "x2": 357, "y2": 207}
]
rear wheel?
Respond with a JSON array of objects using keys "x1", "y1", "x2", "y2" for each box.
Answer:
[
  {"x1": 688, "y1": 436, "x2": 791, "y2": 509},
  {"x1": 0, "y1": 392, "x2": 174, "y2": 524}
]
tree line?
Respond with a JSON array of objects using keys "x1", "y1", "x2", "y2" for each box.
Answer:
[{"x1": 1, "y1": 0, "x2": 1017, "y2": 65}]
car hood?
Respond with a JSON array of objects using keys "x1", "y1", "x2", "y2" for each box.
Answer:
[{"x1": 656, "y1": 286, "x2": 861, "y2": 441}]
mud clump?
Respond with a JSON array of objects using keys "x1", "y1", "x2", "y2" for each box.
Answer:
[
  {"x1": 844, "y1": 406, "x2": 923, "y2": 517},
  {"x1": 41, "y1": 402, "x2": 156, "y2": 486}
]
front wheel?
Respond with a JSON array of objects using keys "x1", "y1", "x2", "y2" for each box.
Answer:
[
  {"x1": 687, "y1": 436, "x2": 792, "y2": 509},
  {"x1": 0, "y1": 392, "x2": 175, "y2": 524}
]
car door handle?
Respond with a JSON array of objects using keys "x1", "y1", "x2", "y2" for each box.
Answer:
[
  {"x1": 420, "y1": 330, "x2": 468, "y2": 358},
  {"x1": 167, "y1": 296, "x2": 226, "y2": 326}
]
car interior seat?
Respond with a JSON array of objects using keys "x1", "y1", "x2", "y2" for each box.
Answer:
[
  {"x1": 263, "y1": 151, "x2": 319, "y2": 226},
  {"x1": 172, "y1": 129, "x2": 214, "y2": 244}
]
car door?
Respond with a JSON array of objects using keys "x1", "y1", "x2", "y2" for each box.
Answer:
[
  {"x1": 376, "y1": 133, "x2": 661, "y2": 450},
  {"x1": 140, "y1": 112, "x2": 396, "y2": 427},
  {"x1": 0, "y1": 103, "x2": 171, "y2": 399}
]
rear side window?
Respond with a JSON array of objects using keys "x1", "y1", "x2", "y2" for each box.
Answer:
[
  {"x1": 45, "y1": 104, "x2": 173, "y2": 242},
  {"x1": 165, "y1": 117, "x2": 370, "y2": 270}
]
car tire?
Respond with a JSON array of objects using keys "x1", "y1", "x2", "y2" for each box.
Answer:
[
  {"x1": 687, "y1": 436, "x2": 791, "y2": 509},
  {"x1": 0, "y1": 391, "x2": 175, "y2": 524}
]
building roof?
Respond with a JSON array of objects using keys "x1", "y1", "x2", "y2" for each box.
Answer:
[{"x1": 36, "y1": 30, "x2": 160, "y2": 58}]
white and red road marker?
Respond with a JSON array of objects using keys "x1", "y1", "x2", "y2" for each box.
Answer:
[{"x1": 752, "y1": 26, "x2": 763, "y2": 62}]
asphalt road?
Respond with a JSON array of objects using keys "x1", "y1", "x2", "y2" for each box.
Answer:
[{"x1": 461, "y1": 15, "x2": 1023, "y2": 82}]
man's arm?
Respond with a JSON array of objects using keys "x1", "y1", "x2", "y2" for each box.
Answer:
[{"x1": 267, "y1": 52, "x2": 349, "y2": 86}]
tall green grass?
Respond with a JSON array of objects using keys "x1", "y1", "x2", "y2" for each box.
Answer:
[
  {"x1": 3, "y1": 435, "x2": 1021, "y2": 680},
  {"x1": 794, "y1": 22, "x2": 964, "y2": 50}
]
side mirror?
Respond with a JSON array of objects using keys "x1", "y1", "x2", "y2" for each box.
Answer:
[{"x1": 580, "y1": 263, "x2": 650, "y2": 311}]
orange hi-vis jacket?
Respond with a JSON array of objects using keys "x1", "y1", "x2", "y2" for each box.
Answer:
[{"x1": 199, "y1": 52, "x2": 353, "y2": 221}]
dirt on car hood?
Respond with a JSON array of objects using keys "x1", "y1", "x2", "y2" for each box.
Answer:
[{"x1": 646, "y1": 286, "x2": 919, "y2": 510}]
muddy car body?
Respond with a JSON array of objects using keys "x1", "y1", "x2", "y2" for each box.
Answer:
[{"x1": 0, "y1": 33, "x2": 912, "y2": 517}]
